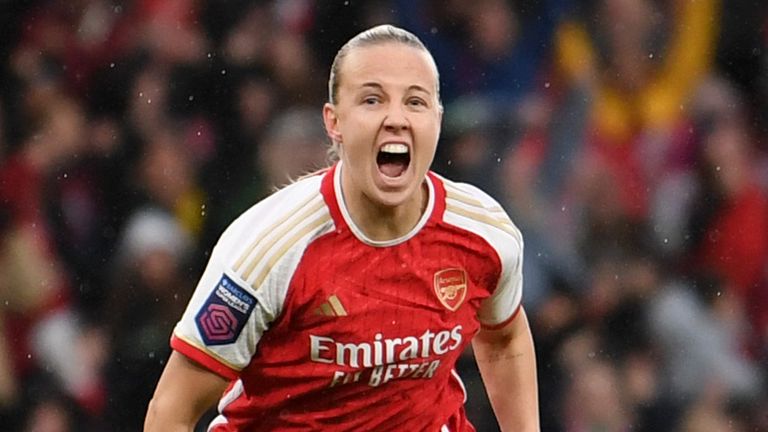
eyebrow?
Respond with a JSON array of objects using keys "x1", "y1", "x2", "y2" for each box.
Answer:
[{"x1": 359, "y1": 82, "x2": 433, "y2": 95}]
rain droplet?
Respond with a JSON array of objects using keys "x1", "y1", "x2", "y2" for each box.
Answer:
[
  {"x1": 649, "y1": 53, "x2": 654, "y2": 59},
  {"x1": 221, "y1": 69, "x2": 227, "y2": 75},
  {"x1": 207, "y1": 53, "x2": 213, "y2": 59},
  {"x1": 147, "y1": 99, "x2": 152, "y2": 104},
  {"x1": 717, "y1": 291, "x2": 722, "y2": 296},
  {"x1": 663, "y1": 238, "x2": 669, "y2": 244},
  {"x1": 63, "y1": 173, "x2": 68, "y2": 178},
  {"x1": 716, "y1": 166, "x2": 721, "y2": 171},
  {"x1": 496, "y1": 157, "x2": 501, "y2": 163},
  {"x1": 430, "y1": 27, "x2": 438, "y2": 34},
  {"x1": 343, "y1": 0, "x2": 349, "y2": 5},
  {"x1": 544, "y1": 82, "x2": 551, "y2": 88},
  {"x1": 587, "y1": 352, "x2": 595, "y2": 358},
  {"x1": 188, "y1": 95, "x2": 195, "y2": 101},
  {"x1": 561, "y1": 206, "x2": 566, "y2": 212},
  {"x1": 148, "y1": 351, "x2": 156, "y2": 359},
  {"x1": 109, "y1": 62, "x2": 115, "y2": 68}
]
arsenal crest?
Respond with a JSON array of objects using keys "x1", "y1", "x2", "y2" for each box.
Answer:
[{"x1": 433, "y1": 268, "x2": 468, "y2": 311}]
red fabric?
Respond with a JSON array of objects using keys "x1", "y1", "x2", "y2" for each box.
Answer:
[
  {"x1": 171, "y1": 336, "x2": 240, "y2": 381},
  {"x1": 187, "y1": 166, "x2": 506, "y2": 431}
]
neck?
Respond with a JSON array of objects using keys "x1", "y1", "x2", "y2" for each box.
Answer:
[{"x1": 341, "y1": 175, "x2": 429, "y2": 242}]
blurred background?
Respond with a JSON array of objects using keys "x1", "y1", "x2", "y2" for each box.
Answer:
[{"x1": 0, "y1": 0, "x2": 766, "y2": 430}]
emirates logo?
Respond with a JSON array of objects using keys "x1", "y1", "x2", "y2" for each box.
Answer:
[{"x1": 433, "y1": 268, "x2": 467, "y2": 311}]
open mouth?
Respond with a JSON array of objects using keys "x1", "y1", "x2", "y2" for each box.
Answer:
[{"x1": 376, "y1": 143, "x2": 410, "y2": 178}]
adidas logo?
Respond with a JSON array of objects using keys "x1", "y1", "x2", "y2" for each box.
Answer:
[{"x1": 314, "y1": 294, "x2": 348, "y2": 317}]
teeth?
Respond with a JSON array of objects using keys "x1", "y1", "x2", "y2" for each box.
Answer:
[{"x1": 380, "y1": 143, "x2": 408, "y2": 154}]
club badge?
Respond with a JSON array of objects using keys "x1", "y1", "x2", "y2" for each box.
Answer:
[{"x1": 433, "y1": 268, "x2": 467, "y2": 311}]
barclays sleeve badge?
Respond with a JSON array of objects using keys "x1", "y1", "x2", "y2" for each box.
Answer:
[{"x1": 195, "y1": 274, "x2": 257, "y2": 346}]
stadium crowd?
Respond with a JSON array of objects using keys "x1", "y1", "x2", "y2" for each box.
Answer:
[{"x1": 0, "y1": 0, "x2": 766, "y2": 430}]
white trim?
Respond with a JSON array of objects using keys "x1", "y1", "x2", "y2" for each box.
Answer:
[
  {"x1": 243, "y1": 209, "x2": 331, "y2": 287},
  {"x1": 236, "y1": 196, "x2": 325, "y2": 280},
  {"x1": 218, "y1": 378, "x2": 244, "y2": 412},
  {"x1": 207, "y1": 416, "x2": 228, "y2": 431},
  {"x1": 441, "y1": 425, "x2": 450, "y2": 432},
  {"x1": 451, "y1": 369, "x2": 467, "y2": 403},
  {"x1": 207, "y1": 379, "x2": 244, "y2": 430},
  {"x1": 334, "y1": 161, "x2": 435, "y2": 247}
]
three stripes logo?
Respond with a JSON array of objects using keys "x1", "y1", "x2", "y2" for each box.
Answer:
[{"x1": 315, "y1": 294, "x2": 348, "y2": 317}]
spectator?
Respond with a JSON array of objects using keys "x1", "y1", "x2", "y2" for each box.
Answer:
[{"x1": 103, "y1": 207, "x2": 193, "y2": 431}]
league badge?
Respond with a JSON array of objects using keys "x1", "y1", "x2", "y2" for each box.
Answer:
[
  {"x1": 433, "y1": 268, "x2": 467, "y2": 311},
  {"x1": 196, "y1": 274, "x2": 256, "y2": 345}
]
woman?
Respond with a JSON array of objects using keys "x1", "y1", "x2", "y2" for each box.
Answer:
[{"x1": 144, "y1": 24, "x2": 539, "y2": 431}]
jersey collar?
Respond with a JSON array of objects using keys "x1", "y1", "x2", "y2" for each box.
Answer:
[{"x1": 320, "y1": 161, "x2": 438, "y2": 247}]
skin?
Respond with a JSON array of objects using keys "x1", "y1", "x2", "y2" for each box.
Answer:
[
  {"x1": 145, "y1": 40, "x2": 539, "y2": 432},
  {"x1": 474, "y1": 309, "x2": 540, "y2": 431},
  {"x1": 322, "y1": 42, "x2": 442, "y2": 241},
  {"x1": 144, "y1": 351, "x2": 227, "y2": 431}
]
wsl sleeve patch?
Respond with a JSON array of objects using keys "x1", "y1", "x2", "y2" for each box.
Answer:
[{"x1": 195, "y1": 274, "x2": 256, "y2": 346}]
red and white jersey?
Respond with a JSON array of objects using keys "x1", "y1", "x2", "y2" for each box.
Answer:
[{"x1": 171, "y1": 162, "x2": 524, "y2": 431}]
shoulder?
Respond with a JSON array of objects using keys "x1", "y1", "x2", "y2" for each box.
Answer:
[
  {"x1": 435, "y1": 174, "x2": 522, "y2": 247},
  {"x1": 213, "y1": 174, "x2": 332, "y2": 269}
]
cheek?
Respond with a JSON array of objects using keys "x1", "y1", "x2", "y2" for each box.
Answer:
[
  {"x1": 339, "y1": 114, "x2": 381, "y2": 150},
  {"x1": 416, "y1": 122, "x2": 440, "y2": 153}
]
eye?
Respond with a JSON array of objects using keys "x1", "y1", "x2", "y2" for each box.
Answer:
[
  {"x1": 407, "y1": 97, "x2": 428, "y2": 108},
  {"x1": 363, "y1": 95, "x2": 381, "y2": 105}
]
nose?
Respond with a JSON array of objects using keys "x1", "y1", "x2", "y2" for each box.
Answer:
[{"x1": 382, "y1": 103, "x2": 409, "y2": 132}]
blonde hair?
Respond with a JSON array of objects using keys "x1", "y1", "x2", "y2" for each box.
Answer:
[{"x1": 328, "y1": 24, "x2": 441, "y2": 105}]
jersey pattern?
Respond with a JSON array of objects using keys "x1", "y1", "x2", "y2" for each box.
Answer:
[{"x1": 171, "y1": 163, "x2": 523, "y2": 431}]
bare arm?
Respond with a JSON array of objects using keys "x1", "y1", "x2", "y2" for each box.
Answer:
[
  {"x1": 144, "y1": 351, "x2": 230, "y2": 432},
  {"x1": 472, "y1": 308, "x2": 539, "y2": 432}
]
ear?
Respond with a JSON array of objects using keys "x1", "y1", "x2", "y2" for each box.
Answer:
[{"x1": 322, "y1": 103, "x2": 342, "y2": 144}]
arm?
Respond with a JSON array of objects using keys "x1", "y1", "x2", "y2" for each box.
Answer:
[
  {"x1": 144, "y1": 351, "x2": 229, "y2": 432},
  {"x1": 472, "y1": 307, "x2": 539, "y2": 432}
]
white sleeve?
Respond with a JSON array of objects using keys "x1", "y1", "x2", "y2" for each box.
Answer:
[
  {"x1": 171, "y1": 216, "x2": 280, "y2": 375},
  {"x1": 171, "y1": 176, "x2": 330, "y2": 376},
  {"x1": 477, "y1": 231, "x2": 523, "y2": 328},
  {"x1": 440, "y1": 179, "x2": 524, "y2": 328}
]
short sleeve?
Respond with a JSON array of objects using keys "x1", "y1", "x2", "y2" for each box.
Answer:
[
  {"x1": 170, "y1": 176, "x2": 329, "y2": 379},
  {"x1": 477, "y1": 230, "x2": 523, "y2": 329},
  {"x1": 439, "y1": 179, "x2": 525, "y2": 329},
  {"x1": 171, "y1": 227, "x2": 277, "y2": 379}
]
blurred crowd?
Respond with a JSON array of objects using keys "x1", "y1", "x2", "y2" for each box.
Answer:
[{"x1": 0, "y1": 0, "x2": 767, "y2": 430}]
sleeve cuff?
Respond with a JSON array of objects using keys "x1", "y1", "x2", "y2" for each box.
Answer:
[
  {"x1": 480, "y1": 304, "x2": 522, "y2": 330},
  {"x1": 171, "y1": 334, "x2": 241, "y2": 381}
]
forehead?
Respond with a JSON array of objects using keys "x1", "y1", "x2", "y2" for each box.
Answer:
[{"x1": 339, "y1": 43, "x2": 438, "y2": 92}]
